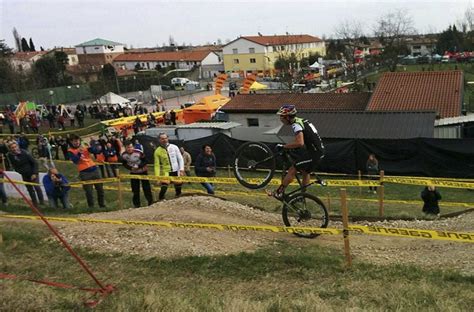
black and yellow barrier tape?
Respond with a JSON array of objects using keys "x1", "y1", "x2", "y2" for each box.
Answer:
[{"x1": 1, "y1": 214, "x2": 472, "y2": 243}]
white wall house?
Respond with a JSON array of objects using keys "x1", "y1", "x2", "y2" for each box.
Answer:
[
  {"x1": 9, "y1": 51, "x2": 47, "y2": 72},
  {"x1": 75, "y1": 38, "x2": 125, "y2": 55},
  {"x1": 75, "y1": 38, "x2": 125, "y2": 65},
  {"x1": 113, "y1": 50, "x2": 223, "y2": 78}
]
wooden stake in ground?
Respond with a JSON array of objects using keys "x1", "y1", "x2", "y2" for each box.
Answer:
[
  {"x1": 116, "y1": 168, "x2": 124, "y2": 210},
  {"x1": 340, "y1": 188, "x2": 352, "y2": 268},
  {"x1": 378, "y1": 170, "x2": 385, "y2": 217},
  {"x1": 358, "y1": 170, "x2": 362, "y2": 195},
  {"x1": 327, "y1": 193, "x2": 331, "y2": 213}
]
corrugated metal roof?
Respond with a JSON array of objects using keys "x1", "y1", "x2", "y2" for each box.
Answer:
[
  {"x1": 435, "y1": 114, "x2": 474, "y2": 126},
  {"x1": 76, "y1": 38, "x2": 123, "y2": 47},
  {"x1": 277, "y1": 111, "x2": 436, "y2": 139},
  {"x1": 221, "y1": 93, "x2": 371, "y2": 112},
  {"x1": 178, "y1": 122, "x2": 241, "y2": 129}
]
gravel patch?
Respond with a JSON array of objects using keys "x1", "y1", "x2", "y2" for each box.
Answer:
[{"x1": 3, "y1": 196, "x2": 471, "y2": 274}]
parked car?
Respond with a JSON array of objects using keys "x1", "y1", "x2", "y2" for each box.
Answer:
[{"x1": 128, "y1": 98, "x2": 138, "y2": 106}]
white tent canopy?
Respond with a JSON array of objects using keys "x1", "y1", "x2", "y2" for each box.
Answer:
[
  {"x1": 309, "y1": 61, "x2": 323, "y2": 69},
  {"x1": 95, "y1": 92, "x2": 130, "y2": 105}
]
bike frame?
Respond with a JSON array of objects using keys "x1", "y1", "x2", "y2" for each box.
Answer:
[{"x1": 278, "y1": 151, "x2": 319, "y2": 199}]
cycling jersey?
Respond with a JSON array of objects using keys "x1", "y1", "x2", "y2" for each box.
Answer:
[
  {"x1": 154, "y1": 143, "x2": 184, "y2": 176},
  {"x1": 291, "y1": 117, "x2": 325, "y2": 156}
]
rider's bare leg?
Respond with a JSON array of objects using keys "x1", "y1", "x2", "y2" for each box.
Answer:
[
  {"x1": 281, "y1": 166, "x2": 297, "y2": 191},
  {"x1": 302, "y1": 170, "x2": 311, "y2": 186}
]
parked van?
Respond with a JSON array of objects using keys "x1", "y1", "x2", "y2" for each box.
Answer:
[{"x1": 171, "y1": 77, "x2": 200, "y2": 90}]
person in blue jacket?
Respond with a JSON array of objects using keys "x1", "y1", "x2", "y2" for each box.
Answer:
[
  {"x1": 194, "y1": 144, "x2": 217, "y2": 194},
  {"x1": 42, "y1": 167, "x2": 71, "y2": 209}
]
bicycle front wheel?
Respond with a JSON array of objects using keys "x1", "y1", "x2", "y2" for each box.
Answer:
[
  {"x1": 233, "y1": 142, "x2": 276, "y2": 189},
  {"x1": 282, "y1": 193, "x2": 329, "y2": 238}
]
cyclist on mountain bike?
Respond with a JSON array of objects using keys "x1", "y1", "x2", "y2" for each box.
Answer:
[{"x1": 270, "y1": 104, "x2": 325, "y2": 199}]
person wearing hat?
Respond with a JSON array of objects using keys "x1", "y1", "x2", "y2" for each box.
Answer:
[
  {"x1": 67, "y1": 134, "x2": 105, "y2": 209},
  {"x1": 269, "y1": 104, "x2": 325, "y2": 199}
]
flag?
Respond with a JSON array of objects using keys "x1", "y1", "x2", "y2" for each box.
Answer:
[
  {"x1": 214, "y1": 74, "x2": 228, "y2": 95},
  {"x1": 241, "y1": 75, "x2": 256, "y2": 94}
]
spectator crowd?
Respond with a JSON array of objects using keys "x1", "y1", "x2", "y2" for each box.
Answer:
[{"x1": 0, "y1": 125, "x2": 218, "y2": 209}]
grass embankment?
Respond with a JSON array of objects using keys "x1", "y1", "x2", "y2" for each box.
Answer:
[
  {"x1": 1, "y1": 222, "x2": 473, "y2": 311},
  {"x1": 1, "y1": 160, "x2": 472, "y2": 220}
]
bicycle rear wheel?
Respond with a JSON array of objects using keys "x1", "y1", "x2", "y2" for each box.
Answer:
[
  {"x1": 282, "y1": 192, "x2": 329, "y2": 238},
  {"x1": 233, "y1": 142, "x2": 276, "y2": 189}
]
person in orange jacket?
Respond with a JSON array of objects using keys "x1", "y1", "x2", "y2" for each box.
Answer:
[
  {"x1": 89, "y1": 142, "x2": 107, "y2": 178},
  {"x1": 104, "y1": 142, "x2": 119, "y2": 177},
  {"x1": 67, "y1": 134, "x2": 105, "y2": 209}
]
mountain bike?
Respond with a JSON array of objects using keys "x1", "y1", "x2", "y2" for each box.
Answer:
[{"x1": 233, "y1": 142, "x2": 329, "y2": 238}]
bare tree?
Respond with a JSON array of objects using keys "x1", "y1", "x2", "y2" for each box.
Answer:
[
  {"x1": 456, "y1": 5, "x2": 473, "y2": 33},
  {"x1": 373, "y1": 9, "x2": 416, "y2": 71},
  {"x1": 334, "y1": 19, "x2": 366, "y2": 85}
]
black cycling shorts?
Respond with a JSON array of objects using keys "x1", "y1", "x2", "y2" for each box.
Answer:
[{"x1": 288, "y1": 148, "x2": 323, "y2": 172}]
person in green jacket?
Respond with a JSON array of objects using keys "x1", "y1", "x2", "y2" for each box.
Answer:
[{"x1": 154, "y1": 133, "x2": 184, "y2": 200}]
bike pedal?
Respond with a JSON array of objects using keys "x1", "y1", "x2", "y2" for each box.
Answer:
[{"x1": 317, "y1": 179, "x2": 327, "y2": 187}]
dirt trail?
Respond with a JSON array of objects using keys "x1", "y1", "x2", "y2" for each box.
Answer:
[{"x1": 3, "y1": 196, "x2": 472, "y2": 275}]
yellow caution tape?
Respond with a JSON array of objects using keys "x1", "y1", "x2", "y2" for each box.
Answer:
[
  {"x1": 0, "y1": 177, "x2": 118, "y2": 187},
  {"x1": 384, "y1": 177, "x2": 474, "y2": 189},
  {"x1": 1, "y1": 214, "x2": 472, "y2": 243},
  {"x1": 347, "y1": 225, "x2": 474, "y2": 242},
  {"x1": 0, "y1": 178, "x2": 42, "y2": 186},
  {"x1": 67, "y1": 178, "x2": 119, "y2": 187},
  {"x1": 385, "y1": 175, "x2": 474, "y2": 183},
  {"x1": 47, "y1": 122, "x2": 102, "y2": 136},
  {"x1": 118, "y1": 174, "x2": 382, "y2": 188}
]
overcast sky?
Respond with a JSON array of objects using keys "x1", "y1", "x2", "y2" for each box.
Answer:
[{"x1": 0, "y1": 0, "x2": 472, "y2": 50}]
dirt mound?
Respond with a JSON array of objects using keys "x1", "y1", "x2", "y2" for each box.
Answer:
[
  {"x1": 49, "y1": 196, "x2": 472, "y2": 274},
  {"x1": 56, "y1": 196, "x2": 284, "y2": 259}
]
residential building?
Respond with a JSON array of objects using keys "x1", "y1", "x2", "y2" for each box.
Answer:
[
  {"x1": 45, "y1": 47, "x2": 79, "y2": 66},
  {"x1": 220, "y1": 93, "x2": 370, "y2": 142},
  {"x1": 405, "y1": 36, "x2": 437, "y2": 56},
  {"x1": 75, "y1": 38, "x2": 125, "y2": 66},
  {"x1": 9, "y1": 51, "x2": 47, "y2": 72},
  {"x1": 367, "y1": 71, "x2": 463, "y2": 118},
  {"x1": 113, "y1": 50, "x2": 223, "y2": 79},
  {"x1": 222, "y1": 34, "x2": 326, "y2": 77}
]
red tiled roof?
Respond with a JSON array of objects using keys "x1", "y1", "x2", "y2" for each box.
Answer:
[
  {"x1": 241, "y1": 35, "x2": 322, "y2": 46},
  {"x1": 114, "y1": 50, "x2": 212, "y2": 62},
  {"x1": 12, "y1": 51, "x2": 47, "y2": 61},
  {"x1": 367, "y1": 71, "x2": 463, "y2": 118},
  {"x1": 221, "y1": 93, "x2": 371, "y2": 112}
]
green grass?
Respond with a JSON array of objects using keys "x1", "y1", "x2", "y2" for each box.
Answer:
[
  {"x1": 0, "y1": 222, "x2": 472, "y2": 311},
  {"x1": 1, "y1": 160, "x2": 472, "y2": 220},
  {"x1": 1, "y1": 121, "x2": 473, "y2": 310}
]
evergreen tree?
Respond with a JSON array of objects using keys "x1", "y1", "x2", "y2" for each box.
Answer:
[
  {"x1": 12, "y1": 27, "x2": 21, "y2": 51},
  {"x1": 33, "y1": 57, "x2": 60, "y2": 88},
  {"x1": 21, "y1": 37, "x2": 30, "y2": 52},
  {"x1": 29, "y1": 38, "x2": 36, "y2": 51},
  {"x1": 0, "y1": 39, "x2": 13, "y2": 56}
]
